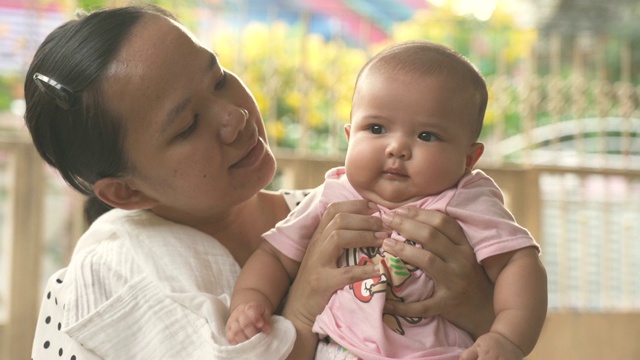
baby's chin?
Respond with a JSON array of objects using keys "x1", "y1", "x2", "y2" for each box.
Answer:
[{"x1": 361, "y1": 191, "x2": 427, "y2": 211}]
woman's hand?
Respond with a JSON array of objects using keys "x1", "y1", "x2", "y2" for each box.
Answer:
[
  {"x1": 380, "y1": 207, "x2": 495, "y2": 339},
  {"x1": 282, "y1": 200, "x2": 385, "y2": 359}
]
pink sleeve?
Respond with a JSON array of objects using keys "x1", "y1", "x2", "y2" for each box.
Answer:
[
  {"x1": 263, "y1": 185, "x2": 326, "y2": 262},
  {"x1": 446, "y1": 171, "x2": 540, "y2": 263}
]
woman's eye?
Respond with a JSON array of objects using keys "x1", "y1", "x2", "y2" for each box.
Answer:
[
  {"x1": 178, "y1": 116, "x2": 199, "y2": 139},
  {"x1": 418, "y1": 132, "x2": 439, "y2": 142},
  {"x1": 369, "y1": 124, "x2": 385, "y2": 135},
  {"x1": 214, "y1": 71, "x2": 227, "y2": 90}
]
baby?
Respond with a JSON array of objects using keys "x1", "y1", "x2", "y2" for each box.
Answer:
[{"x1": 227, "y1": 40, "x2": 547, "y2": 360}]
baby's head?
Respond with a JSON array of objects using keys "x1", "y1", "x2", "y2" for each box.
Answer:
[
  {"x1": 344, "y1": 41, "x2": 488, "y2": 209},
  {"x1": 355, "y1": 41, "x2": 487, "y2": 140}
]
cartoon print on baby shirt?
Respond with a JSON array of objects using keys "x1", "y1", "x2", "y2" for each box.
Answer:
[{"x1": 345, "y1": 241, "x2": 422, "y2": 335}]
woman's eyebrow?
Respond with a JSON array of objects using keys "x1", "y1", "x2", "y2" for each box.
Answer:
[{"x1": 162, "y1": 53, "x2": 218, "y2": 134}]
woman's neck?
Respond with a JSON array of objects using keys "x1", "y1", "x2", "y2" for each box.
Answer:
[{"x1": 202, "y1": 190, "x2": 289, "y2": 267}]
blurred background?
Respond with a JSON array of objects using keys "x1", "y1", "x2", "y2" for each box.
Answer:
[{"x1": 1, "y1": 0, "x2": 639, "y2": 359}]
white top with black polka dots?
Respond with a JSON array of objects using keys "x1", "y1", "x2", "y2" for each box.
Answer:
[{"x1": 31, "y1": 190, "x2": 309, "y2": 360}]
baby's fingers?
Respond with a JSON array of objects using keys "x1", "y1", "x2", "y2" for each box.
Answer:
[
  {"x1": 226, "y1": 318, "x2": 257, "y2": 344},
  {"x1": 244, "y1": 303, "x2": 271, "y2": 329},
  {"x1": 459, "y1": 345, "x2": 479, "y2": 360},
  {"x1": 226, "y1": 304, "x2": 271, "y2": 344}
]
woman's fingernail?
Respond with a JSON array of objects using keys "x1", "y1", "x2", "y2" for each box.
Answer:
[
  {"x1": 375, "y1": 231, "x2": 388, "y2": 239},
  {"x1": 382, "y1": 212, "x2": 394, "y2": 224},
  {"x1": 383, "y1": 238, "x2": 397, "y2": 248},
  {"x1": 395, "y1": 207, "x2": 408, "y2": 215}
]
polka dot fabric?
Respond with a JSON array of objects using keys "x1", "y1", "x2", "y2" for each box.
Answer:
[
  {"x1": 281, "y1": 189, "x2": 312, "y2": 210},
  {"x1": 31, "y1": 268, "x2": 101, "y2": 360},
  {"x1": 30, "y1": 199, "x2": 311, "y2": 359}
]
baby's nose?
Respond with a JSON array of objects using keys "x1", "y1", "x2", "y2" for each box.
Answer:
[{"x1": 385, "y1": 139, "x2": 411, "y2": 160}]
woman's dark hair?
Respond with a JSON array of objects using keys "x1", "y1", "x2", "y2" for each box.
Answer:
[{"x1": 24, "y1": 5, "x2": 175, "y2": 224}]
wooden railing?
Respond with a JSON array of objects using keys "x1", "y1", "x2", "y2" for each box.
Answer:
[
  {"x1": 275, "y1": 151, "x2": 640, "y2": 360},
  {"x1": 0, "y1": 135, "x2": 638, "y2": 359},
  {"x1": 2, "y1": 25, "x2": 640, "y2": 360},
  {"x1": 3, "y1": 4, "x2": 640, "y2": 359},
  {"x1": 0, "y1": 129, "x2": 44, "y2": 360}
]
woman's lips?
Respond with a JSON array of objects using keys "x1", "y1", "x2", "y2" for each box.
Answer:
[{"x1": 230, "y1": 137, "x2": 265, "y2": 169}]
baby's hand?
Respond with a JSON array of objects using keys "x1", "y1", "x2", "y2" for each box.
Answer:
[
  {"x1": 226, "y1": 302, "x2": 273, "y2": 344},
  {"x1": 460, "y1": 332, "x2": 524, "y2": 360}
]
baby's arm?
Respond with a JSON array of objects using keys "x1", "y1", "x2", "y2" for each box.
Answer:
[
  {"x1": 227, "y1": 241, "x2": 300, "y2": 344},
  {"x1": 462, "y1": 247, "x2": 547, "y2": 360}
]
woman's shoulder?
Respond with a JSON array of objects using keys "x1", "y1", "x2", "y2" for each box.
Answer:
[
  {"x1": 67, "y1": 208, "x2": 239, "y2": 300},
  {"x1": 55, "y1": 228, "x2": 142, "y2": 332},
  {"x1": 55, "y1": 207, "x2": 242, "y2": 338},
  {"x1": 76, "y1": 209, "x2": 222, "y2": 254},
  {"x1": 72, "y1": 209, "x2": 157, "y2": 255}
]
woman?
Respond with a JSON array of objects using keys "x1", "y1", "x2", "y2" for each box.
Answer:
[{"x1": 27, "y1": 5, "x2": 494, "y2": 359}]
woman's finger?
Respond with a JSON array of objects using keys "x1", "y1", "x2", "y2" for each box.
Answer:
[
  {"x1": 284, "y1": 199, "x2": 386, "y2": 334},
  {"x1": 382, "y1": 208, "x2": 464, "y2": 265},
  {"x1": 307, "y1": 201, "x2": 385, "y2": 261},
  {"x1": 381, "y1": 208, "x2": 479, "y2": 280},
  {"x1": 330, "y1": 263, "x2": 380, "y2": 290},
  {"x1": 382, "y1": 238, "x2": 447, "y2": 276},
  {"x1": 384, "y1": 296, "x2": 441, "y2": 319},
  {"x1": 314, "y1": 228, "x2": 385, "y2": 260},
  {"x1": 384, "y1": 207, "x2": 467, "y2": 246},
  {"x1": 314, "y1": 200, "x2": 378, "y2": 236},
  {"x1": 380, "y1": 207, "x2": 495, "y2": 338}
]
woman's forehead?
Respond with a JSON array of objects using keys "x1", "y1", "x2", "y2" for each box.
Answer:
[
  {"x1": 103, "y1": 14, "x2": 212, "y2": 131},
  {"x1": 115, "y1": 14, "x2": 201, "y2": 67},
  {"x1": 109, "y1": 15, "x2": 210, "y2": 88}
]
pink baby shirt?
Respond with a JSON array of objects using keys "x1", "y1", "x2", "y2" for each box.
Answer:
[{"x1": 263, "y1": 167, "x2": 539, "y2": 360}]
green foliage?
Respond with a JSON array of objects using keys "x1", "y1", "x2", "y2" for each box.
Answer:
[
  {"x1": 204, "y1": 3, "x2": 541, "y2": 152},
  {"x1": 77, "y1": 0, "x2": 108, "y2": 11},
  {"x1": 7, "y1": 1, "x2": 632, "y2": 159},
  {"x1": 76, "y1": 0, "x2": 200, "y2": 28},
  {"x1": 386, "y1": 5, "x2": 537, "y2": 79},
  {"x1": 0, "y1": 76, "x2": 19, "y2": 112},
  {"x1": 211, "y1": 21, "x2": 368, "y2": 153},
  {"x1": 382, "y1": 4, "x2": 539, "y2": 141}
]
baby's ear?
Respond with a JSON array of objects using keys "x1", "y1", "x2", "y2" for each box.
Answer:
[
  {"x1": 93, "y1": 177, "x2": 158, "y2": 210},
  {"x1": 465, "y1": 142, "x2": 484, "y2": 169},
  {"x1": 344, "y1": 124, "x2": 352, "y2": 140}
]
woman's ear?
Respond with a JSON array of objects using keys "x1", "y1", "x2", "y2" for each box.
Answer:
[
  {"x1": 93, "y1": 177, "x2": 158, "y2": 210},
  {"x1": 465, "y1": 142, "x2": 484, "y2": 169}
]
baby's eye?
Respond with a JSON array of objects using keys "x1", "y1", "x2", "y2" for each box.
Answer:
[
  {"x1": 418, "y1": 132, "x2": 439, "y2": 142},
  {"x1": 214, "y1": 71, "x2": 227, "y2": 91},
  {"x1": 368, "y1": 124, "x2": 386, "y2": 135}
]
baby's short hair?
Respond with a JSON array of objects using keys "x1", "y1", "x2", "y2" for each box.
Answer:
[{"x1": 356, "y1": 41, "x2": 488, "y2": 140}]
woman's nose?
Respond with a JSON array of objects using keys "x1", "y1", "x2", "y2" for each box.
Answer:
[
  {"x1": 385, "y1": 138, "x2": 411, "y2": 160},
  {"x1": 219, "y1": 106, "x2": 249, "y2": 144}
]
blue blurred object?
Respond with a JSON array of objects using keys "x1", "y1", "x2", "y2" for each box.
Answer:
[{"x1": 215, "y1": 0, "x2": 430, "y2": 44}]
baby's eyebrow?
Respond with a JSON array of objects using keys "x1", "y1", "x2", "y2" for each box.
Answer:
[{"x1": 416, "y1": 118, "x2": 449, "y2": 131}]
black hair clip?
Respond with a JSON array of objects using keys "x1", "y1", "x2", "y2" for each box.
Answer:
[{"x1": 33, "y1": 72, "x2": 77, "y2": 110}]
